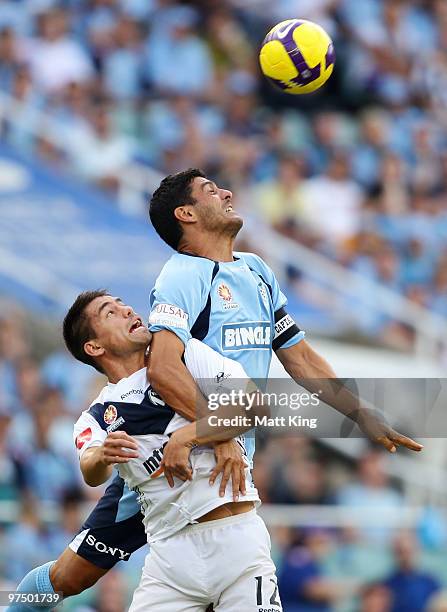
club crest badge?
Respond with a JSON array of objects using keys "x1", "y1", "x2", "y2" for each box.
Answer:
[
  {"x1": 218, "y1": 283, "x2": 239, "y2": 310},
  {"x1": 104, "y1": 405, "x2": 118, "y2": 425},
  {"x1": 218, "y1": 284, "x2": 232, "y2": 302}
]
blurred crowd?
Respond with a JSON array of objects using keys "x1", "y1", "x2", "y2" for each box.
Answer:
[
  {"x1": 1, "y1": 2, "x2": 447, "y2": 609},
  {"x1": 1, "y1": 0, "x2": 447, "y2": 348},
  {"x1": 1, "y1": 301, "x2": 447, "y2": 611}
]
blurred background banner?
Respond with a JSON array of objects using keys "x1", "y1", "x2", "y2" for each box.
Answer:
[
  {"x1": 1, "y1": 1, "x2": 447, "y2": 611},
  {"x1": 0, "y1": 142, "x2": 167, "y2": 315}
]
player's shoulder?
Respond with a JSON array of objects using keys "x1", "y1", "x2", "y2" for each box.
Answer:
[
  {"x1": 157, "y1": 252, "x2": 216, "y2": 282},
  {"x1": 86, "y1": 368, "x2": 147, "y2": 414},
  {"x1": 235, "y1": 251, "x2": 273, "y2": 275},
  {"x1": 88, "y1": 383, "x2": 109, "y2": 411}
]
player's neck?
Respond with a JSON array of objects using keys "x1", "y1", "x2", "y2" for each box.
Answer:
[
  {"x1": 103, "y1": 352, "x2": 146, "y2": 384},
  {"x1": 179, "y1": 235, "x2": 234, "y2": 262}
]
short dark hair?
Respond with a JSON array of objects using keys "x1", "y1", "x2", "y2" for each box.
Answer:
[
  {"x1": 149, "y1": 168, "x2": 205, "y2": 250},
  {"x1": 63, "y1": 289, "x2": 108, "y2": 373}
]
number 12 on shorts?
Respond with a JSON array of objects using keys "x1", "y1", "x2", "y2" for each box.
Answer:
[{"x1": 254, "y1": 575, "x2": 281, "y2": 609}]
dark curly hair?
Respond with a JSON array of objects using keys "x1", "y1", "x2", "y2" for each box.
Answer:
[
  {"x1": 149, "y1": 168, "x2": 205, "y2": 250},
  {"x1": 63, "y1": 289, "x2": 108, "y2": 373}
]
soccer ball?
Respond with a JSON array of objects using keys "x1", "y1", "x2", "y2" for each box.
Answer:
[{"x1": 259, "y1": 19, "x2": 335, "y2": 95}]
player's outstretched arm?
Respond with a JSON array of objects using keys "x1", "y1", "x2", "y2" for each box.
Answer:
[
  {"x1": 80, "y1": 432, "x2": 139, "y2": 486},
  {"x1": 276, "y1": 340, "x2": 423, "y2": 454}
]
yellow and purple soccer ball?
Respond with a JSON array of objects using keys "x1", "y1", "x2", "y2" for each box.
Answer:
[{"x1": 259, "y1": 19, "x2": 335, "y2": 95}]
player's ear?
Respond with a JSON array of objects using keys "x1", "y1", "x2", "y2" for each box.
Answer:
[
  {"x1": 174, "y1": 205, "x2": 197, "y2": 224},
  {"x1": 84, "y1": 340, "x2": 105, "y2": 359}
]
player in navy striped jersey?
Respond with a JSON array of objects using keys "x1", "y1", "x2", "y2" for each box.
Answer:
[
  {"x1": 68, "y1": 290, "x2": 281, "y2": 611},
  {"x1": 7, "y1": 290, "x2": 248, "y2": 612}
]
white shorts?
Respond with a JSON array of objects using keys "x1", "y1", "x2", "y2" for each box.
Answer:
[{"x1": 129, "y1": 509, "x2": 282, "y2": 612}]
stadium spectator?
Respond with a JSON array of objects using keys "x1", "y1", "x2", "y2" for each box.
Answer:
[
  {"x1": 0, "y1": 27, "x2": 19, "y2": 91},
  {"x1": 336, "y1": 449, "x2": 402, "y2": 543},
  {"x1": 16, "y1": 387, "x2": 80, "y2": 502},
  {"x1": 254, "y1": 153, "x2": 307, "y2": 232},
  {"x1": 0, "y1": 312, "x2": 30, "y2": 410},
  {"x1": 92, "y1": 569, "x2": 129, "y2": 612},
  {"x1": 145, "y1": 5, "x2": 214, "y2": 97},
  {"x1": 383, "y1": 531, "x2": 441, "y2": 612},
  {"x1": 269, "y1": 458, "x2": 329, "y2": 506},
  {"x1": 2, "y1": 501, "x2": 56, "y2": 584},
  {"x1": 430, "y1": 263, "x2": 447, "y2": 317},
  {"x1": 102, "y1": 16, "x2": 144, "y2": 101},
  {"x1": 278, "y1": 528, "x2": 348, "y2": 612},
  {"x1": 428, "y1": 591, "x2": 447, "y2": 612},
  {"x1": 7, "y1": 66, "x2": 42, "y2": 153},
  {"x1": 46, "y1": 488, "x2": 85, "y2": 558},
  {"x1": 301, "y1": 151, "x2": 363, "y2": 248},
  {"x1": 0, "y1": 409, "x2": 19, "y2": 502},
  {"x1": 359, "y1": 583, "x2": 392, "y2": 612},
  {"x1": 351, "y1": 109, "x2": 390, "y2": 190},
  {"x1": 145, "y1": 94, "x2": 209, "y2": 171},
  {"x1": 272, "y1": 0, "x2": 339, "y2": 36},
  {"x1": 204, "y1": 6, "x2": 254, "y2": 73},
  {"x1": 20, "y1": 8, "x2": 94, "y2": 94},
  {"x1": 67, "y1": 103, "x2": 136, "y2": 191}
]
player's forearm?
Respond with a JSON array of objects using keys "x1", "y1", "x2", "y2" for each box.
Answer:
[
  {"x1": 277, "y1": 340, "x2": 337, "y2": 380},
  {"x1": 148, "y1": 358, "x2": 209, "y2": 421},
  {"x1": 170, "y1": 383, "x2": 265, "y2": 447},
  {"x1": 277, "y1": 340, "x2": 374, "y2": 424},
  {"x1": 172, "y1": 414, "x2": 249, "y2": 448},
  {"x1": 80, "y1": 447, "x2": 113, "y2": 487}
]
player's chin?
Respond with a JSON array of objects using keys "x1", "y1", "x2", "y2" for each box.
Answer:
[
  {"x1": 226, "y1": 213, "x2": 243, "y2": 231},
  {"x1": 128, "y1": 327, "x2": 151, "y2": 345}
]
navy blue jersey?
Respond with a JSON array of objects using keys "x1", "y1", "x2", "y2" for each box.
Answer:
[{"x1": 73, "y1": 340, "x2": 258, "y2": 543}]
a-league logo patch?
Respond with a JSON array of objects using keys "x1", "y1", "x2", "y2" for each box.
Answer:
[
  {"x1": 104, "y1": 405, "x2": 118, "y2": 425},
  {"x1": 218, "y1": 284, "x2": 232, "y2": 301}
]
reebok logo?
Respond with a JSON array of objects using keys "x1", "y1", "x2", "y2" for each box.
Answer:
[{"x1": 121, "y1": 388, "x2": 144, "y2": 400}]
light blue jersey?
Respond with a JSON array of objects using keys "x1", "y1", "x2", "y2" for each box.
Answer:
[{"x1": 149, "y1": 251, "x2": 305, "y2": 463}]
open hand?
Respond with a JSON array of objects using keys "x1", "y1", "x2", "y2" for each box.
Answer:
[{"x1": 358, "y1": 411, "x2": 423, "y2": 454}]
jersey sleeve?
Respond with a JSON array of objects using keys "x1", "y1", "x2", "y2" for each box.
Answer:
[
  {"x1": 239, "y1": 252, "x2": 305, "y2": 350},
  {"x1": 148, "y1": 256, "x2": 214, "y2": 346},
  {"x1": 73, "y1": 410, "x2": 107, "y2": 461},
  {"x1": 184, "y1": 338, "x2": 249, "y2": 399}
]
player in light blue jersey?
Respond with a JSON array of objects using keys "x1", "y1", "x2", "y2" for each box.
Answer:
[
  {"x1": 149, "y1": 249, "x2": 303, "y2": 381},
  {"x1": 147, "y1": 169, "x2": 422, "y2": 470},
  {"x1": 148, "y1": 247, "x2": 304, "y2": 464}
]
